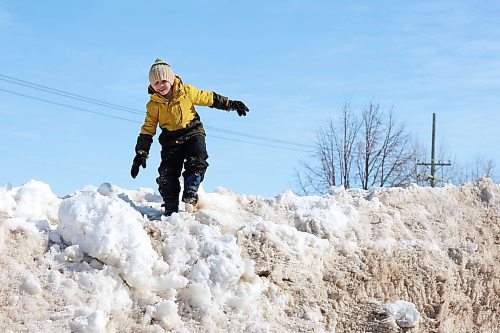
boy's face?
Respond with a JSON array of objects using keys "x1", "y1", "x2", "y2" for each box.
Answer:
[{"x1": 152, "y1": 80, "x2": 172, "y2": 96}]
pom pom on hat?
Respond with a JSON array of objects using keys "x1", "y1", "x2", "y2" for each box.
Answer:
[{"x1": 149, "y1": 58, "x2": 175, "y2": 86}]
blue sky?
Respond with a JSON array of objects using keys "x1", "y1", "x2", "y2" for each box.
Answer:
[{"x1": 1, "y1": 1, "x2": 499, "y2": 197}]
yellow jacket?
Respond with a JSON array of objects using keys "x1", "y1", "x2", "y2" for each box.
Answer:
[{"x1": 140, "y1": 77, "x2": 214, "y2": 135}]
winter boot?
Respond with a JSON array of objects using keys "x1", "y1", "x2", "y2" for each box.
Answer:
[
  {"x1": 182, "y1": 174, "x2": 202, "y2": 206},
  {"x1": 162, "y1": 200, "x2": 179, "y2": 217},
  {"x1": 182, "y1": 191, "x2": 199, "y2": 206}
]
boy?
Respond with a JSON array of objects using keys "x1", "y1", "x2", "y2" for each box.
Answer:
[{"x1": 131, "y1": 58, "x2": 249, "y2": 216}]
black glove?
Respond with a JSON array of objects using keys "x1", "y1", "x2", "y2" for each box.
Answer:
[
  {"x1": 228, "y1": 100, "x2": 249, "y2": 117},
  {"x1": 131, "y1": 151, "x2": 148, "y2": 179}
]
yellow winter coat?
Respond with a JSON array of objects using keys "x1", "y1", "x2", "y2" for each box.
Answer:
[{"x1": 140, "y1": 77, "x2": 214, "y2": 136}]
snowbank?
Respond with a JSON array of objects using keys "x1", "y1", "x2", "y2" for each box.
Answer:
[{"x1": 0, "y1": 179, "x2": 499, "y2": 332}]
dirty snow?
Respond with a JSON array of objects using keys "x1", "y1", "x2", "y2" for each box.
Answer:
[{"x1": 0, "y1": 179, "x2": 499, "y2": 332}]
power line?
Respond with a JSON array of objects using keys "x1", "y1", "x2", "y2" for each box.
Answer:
[
  {"x1": 0, "y1": 74, "x2": 143, "y2": 115},
  {"x1": 0, "y1": 87, "x2": 138, "y2": 123},
  {"x1": 0, "y1": 86, "x2": 312, "y2": 153},
  {"x1": 0, "y1": 73, "x2": 314, "y2": 151},
  {"x1": 205, "y1": 126, "x2": 314, "y2": 149},
  {"x1": 210, "y1": 135, "x2": 312, "y2": 153}
]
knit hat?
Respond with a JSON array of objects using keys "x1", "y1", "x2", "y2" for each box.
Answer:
[{"x1": 148, "y1": 58, "x2": 175, "y2": 86}]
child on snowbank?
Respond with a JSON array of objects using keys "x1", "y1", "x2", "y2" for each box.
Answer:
[{"x1": 131, "y1": 58, "x2": 249, "y2": 216}]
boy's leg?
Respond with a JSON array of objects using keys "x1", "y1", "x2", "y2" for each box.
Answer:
[
  {"x1": 182, "y1": 135, "x2": 209, "y2": 205},
  {"x1": 157, "y1": 146, "x2": 184, "y2": 216}
]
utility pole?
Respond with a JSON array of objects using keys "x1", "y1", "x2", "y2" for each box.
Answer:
[{"x1": 417, "y1": 113, "x2": 451, "y2": 187}]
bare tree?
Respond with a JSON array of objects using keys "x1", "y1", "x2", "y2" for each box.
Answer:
[
  {"x1": 295, "y1": 158, "x2": 332, "y2": 195},
  {"x1": 294, "y1": 103, "x2": 359, "y2": 194},
  {"x1": 295, "y1": 102, "x2": 414, "y2": 194},
  {"x1": 334, "y1": 103, "x2": 359, "y2": 189},
  {"x1": 409, "y1": 140, "x2": 428, "y2": 185},
  {"x1": 356, "y1": 103, "x2": 382, "y2": 189},
  {"x1": 296, "y1": 104, "x2": 498, "y2": 195},
  {"x1": 483, "y1": 159, "x2": 496, "y2": 179},
  {"x1": 294, "y1": 120, "x2": 338, "y2": 195},
  {"x1": 375, "y1": 111, "x2": 415, "y2": 187},
  {"x1": 443, "y1": 156, "x2": 498, "y2": 185},
  {"x1": 355, "y1": 103, "x2": 415, "y2": 189}
]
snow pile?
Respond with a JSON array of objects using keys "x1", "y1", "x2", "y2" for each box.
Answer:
[{"x1": 0, "y1": 179, "x2": 499, "y2": 332}]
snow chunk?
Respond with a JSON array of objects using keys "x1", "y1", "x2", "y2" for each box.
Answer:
[
  {"x1": 65, "y1": 245, "x2": 84, "y2": 262},
  {"x1": 180, "y1": 283, "x2": 212, "y2": 312},
  {"x1": 384, "y1": 300, "x2": 420, "y2": 328},
  {"x1": 153, "y1": 300, "x2": 181, "y2": 329},
  {"x1": 71, "y1": 309, "x2": 108, "y2": 333},
  {"x1": 155, "y1": 272, "x2": 189, "y2": 290},
  {"x1": 14, "y1": 180, "x2": 61, "y2": 222},
  {"x1": 22, "y1": 272, "x2": 42, "y2": 295}
]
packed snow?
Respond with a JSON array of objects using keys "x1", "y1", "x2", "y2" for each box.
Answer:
[{"x1": 0, "y1": 179, "x2": 499, "y2": 332}]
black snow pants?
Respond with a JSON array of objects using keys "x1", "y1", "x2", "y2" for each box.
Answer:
[{"x1": 156, "y1": 134, "x2": 209, "y2": 213}]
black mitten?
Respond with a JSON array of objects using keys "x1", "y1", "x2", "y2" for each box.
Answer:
[
  {"x1": 131, "y1": 151, "x2": 148, "y2": 179},
  {"x1": 228, "y1": 100, "x2": 249, "y2": 116}
]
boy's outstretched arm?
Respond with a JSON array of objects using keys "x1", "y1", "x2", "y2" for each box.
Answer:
[{"x1": 211, "y1": 93, "x2": 249, "y2": 117}]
